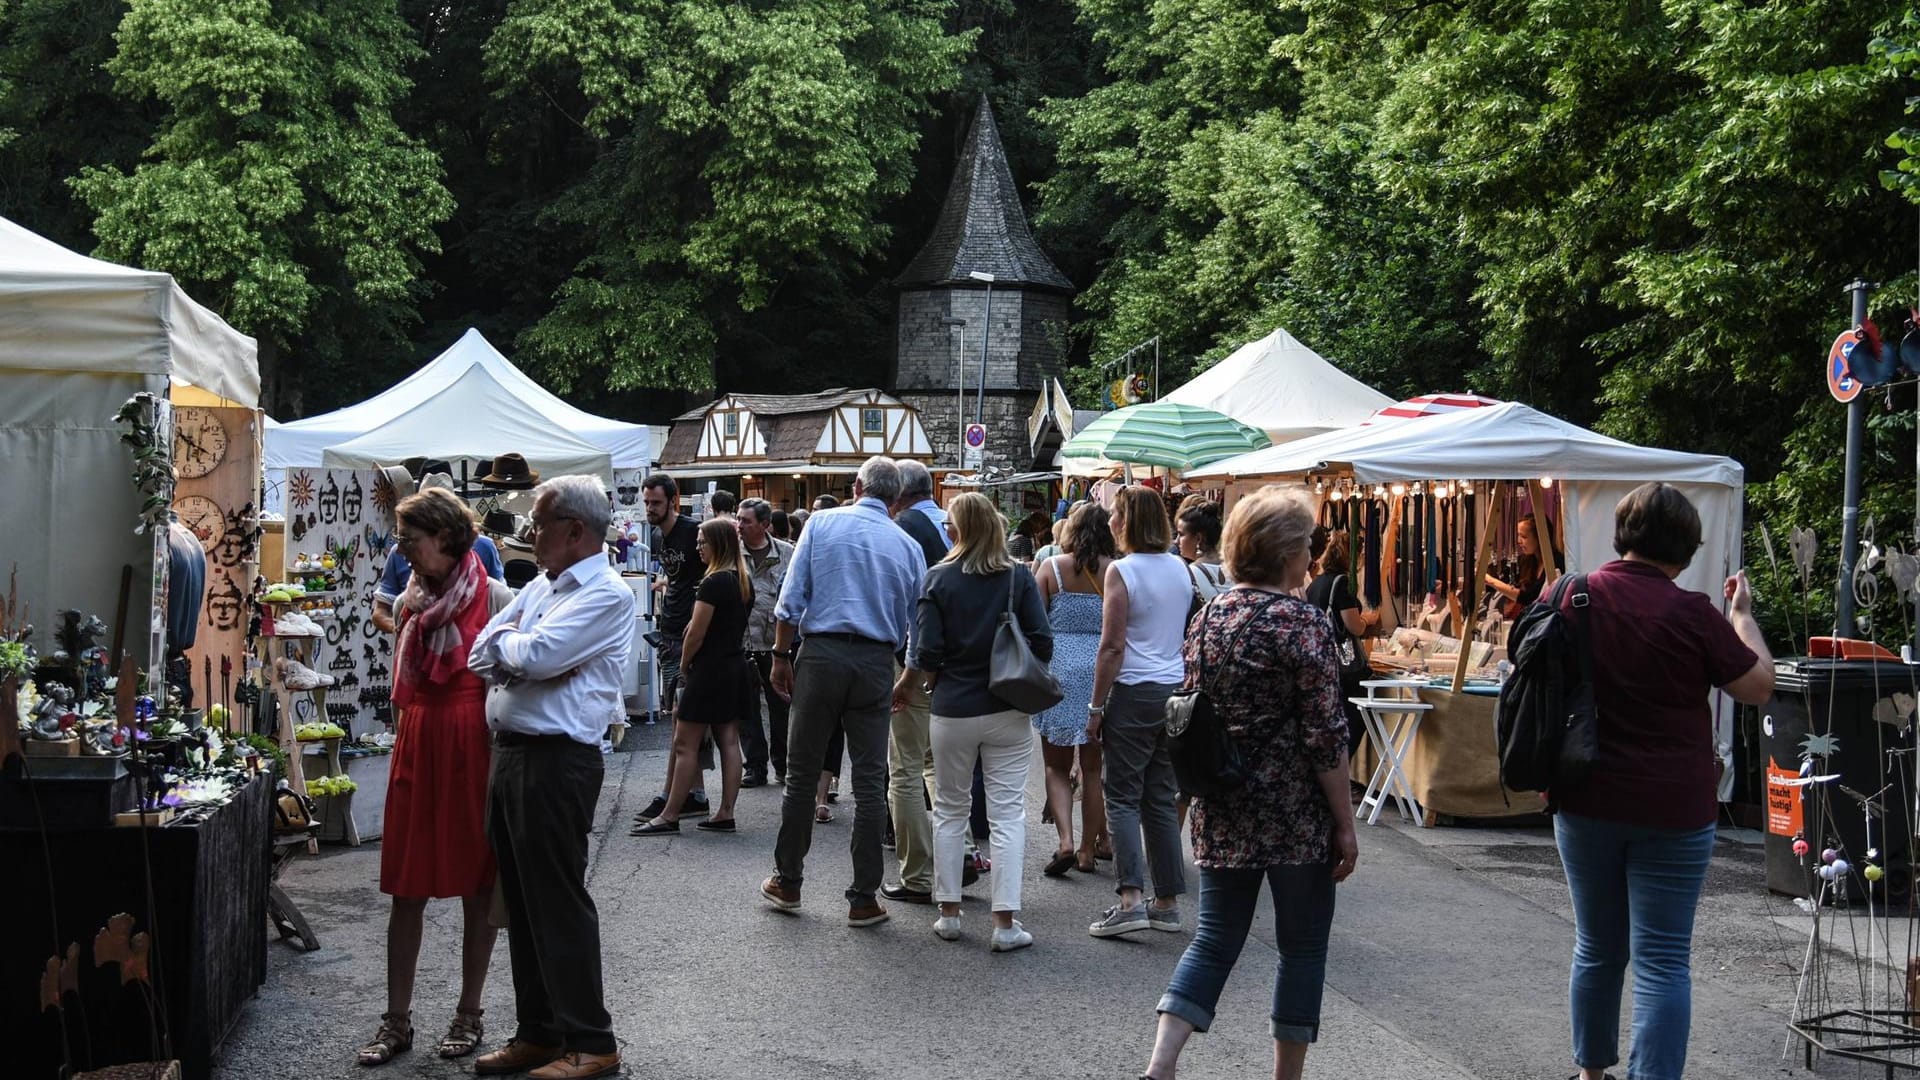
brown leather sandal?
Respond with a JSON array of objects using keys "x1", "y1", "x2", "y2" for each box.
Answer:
[
  {"x1": 357, "y1": 1011, "x2": 413, "y2": 1066},
  {"x1": 439, "y1": 1007, "x2": 484, "y2": 1058}
]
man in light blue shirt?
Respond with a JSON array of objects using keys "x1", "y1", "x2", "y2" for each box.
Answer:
[{"x1": 761, "y1": 457, "x2": 925, "y2": 925}]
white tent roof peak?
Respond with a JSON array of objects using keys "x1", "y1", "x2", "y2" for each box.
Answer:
[
  {"x1": 1186, "y1": 400, "x2": 1742, "y2": 488},
  {"x1": 265, "y1": 327, "x2": 650, "y2": 470},
  {"x1": 0, "y1": 215, "x2": 258, "y2": 406},
  {"x1": 320, "y1": 364, "x2": 612, "y2": 480},
  {"x1": 1161, "y1": 327, "x2": 1393, "y2": 442}
]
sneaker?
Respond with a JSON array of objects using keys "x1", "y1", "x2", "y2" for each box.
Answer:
[
  {"x1": 847, "y1": 899, "x2": 890, "y2": 927},
  {"x1": 1148, "y1": 904, "x2": 1182, "y2": 933},
  {"x1": 932, "y1": 914, "x2": 962, "y2": 941},
  {"x1": 991, "y1": 921, "x2": 1034, "y2": 952},
  {"x1": 1089, "y1": 904, "x2": 1151, "y2": 938},
  {"x1": 760, "y1": 875, "x2": 800, "y2": 911},
  {"x1": 276, "y1": 657, "x2": 335, "y2": 690},
  {"x1": 681, "y1": 792, "x2": 710, "y2": 818}
]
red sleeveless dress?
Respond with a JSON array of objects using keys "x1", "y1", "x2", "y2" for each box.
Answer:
[{"x1": 379, "y1": 580, "x2": 496, "y2": 899}]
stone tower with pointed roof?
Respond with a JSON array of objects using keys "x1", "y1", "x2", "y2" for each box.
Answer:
[{"x1": 893, "y1": 95, "x2": 1075, "y2": 472}]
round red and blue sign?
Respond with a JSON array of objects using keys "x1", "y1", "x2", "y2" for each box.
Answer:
[{"x1": 1828, "y1": 330, "x2": 1864, "y2": 403}]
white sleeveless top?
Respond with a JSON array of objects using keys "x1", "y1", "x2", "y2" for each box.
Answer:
[{"x1": 1112, "y1": 552, "x2": 1192, "y2": 685}]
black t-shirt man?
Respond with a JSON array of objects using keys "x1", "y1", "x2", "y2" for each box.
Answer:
[{"x1": 654, "y1": 514, "x2": 702, "y2": 635}]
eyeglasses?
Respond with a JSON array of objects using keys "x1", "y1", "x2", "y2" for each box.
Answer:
[
  {"x1": 393, "y1": 531, "x2": 423, "y2": 550},
  {"x1": 527, "y1": 515, "x2": 578, "y2": 535}
]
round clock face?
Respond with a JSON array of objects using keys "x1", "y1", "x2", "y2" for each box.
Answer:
[
  {"x1": 172, "y1": 407, "x2": 229, "y2": 478},
  {"x1": 176, "y1": 495, "x2": 227, "y2": 552}
]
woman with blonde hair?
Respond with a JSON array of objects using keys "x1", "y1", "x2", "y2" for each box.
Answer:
[
  {"x1": 359, "y1": 488, "x2": 512, "y2": 1066},
  {"x1": 893, "y1": 493, "x2": 1053, "y2": 950},
  {"x1": 1086, "y1": 485, "x2": 1193, "y2": 939},
  {"x1": 1142, "y1": 486, "x2": 1357, "y2": 1080},
  {"x1": 634, "y1": 516, "x2": 754, "y2": 835}
]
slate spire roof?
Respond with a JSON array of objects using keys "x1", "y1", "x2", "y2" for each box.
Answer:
[{"x1": 895, "y1": 95, "x2": 1074, "y2": 293}]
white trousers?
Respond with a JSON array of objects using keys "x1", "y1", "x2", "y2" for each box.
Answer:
[{"x1": 930, "y1": 708, "x2": 1032, "y2": 911}]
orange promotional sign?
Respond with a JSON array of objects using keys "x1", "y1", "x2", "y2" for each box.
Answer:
[{"x1": 1767, "y1": 763, "x2": 1806, "y2": 838}]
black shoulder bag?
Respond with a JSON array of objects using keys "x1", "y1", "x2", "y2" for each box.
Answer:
[{"x1": 1165, "y1": 594, "x2": 1282, "y2": 798}]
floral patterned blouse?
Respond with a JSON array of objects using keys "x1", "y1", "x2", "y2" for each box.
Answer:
[{"x1": 1185, "y1": 587, "x2": 1347, "y2": 868}]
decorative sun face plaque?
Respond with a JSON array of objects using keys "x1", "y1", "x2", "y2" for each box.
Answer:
[{"x1": 171, "y1": 406, "x2": 229, "y2": 479}]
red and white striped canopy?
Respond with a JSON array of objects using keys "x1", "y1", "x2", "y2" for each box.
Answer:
[{"x1": 1364, "y1": 392, "x2": 1502, "y2": 423}]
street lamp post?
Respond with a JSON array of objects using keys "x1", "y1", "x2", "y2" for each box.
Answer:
[
  {"x1": 968, "y1": 271, "x2": 995, "y2": 428},
  {"x1": 940, "y1": 315, "x2": 968, "y2": 469}
]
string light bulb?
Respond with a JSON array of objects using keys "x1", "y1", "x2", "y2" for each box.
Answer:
[
  {"x1": 1434, "y1": 483, "x2": 1451, "y2": 498},
  {"x1": 1329, "y1": 487, "x2": 1344, "y2": 502},
  {"x1": 1460, "y1": 481, "x2": 1474, "y2": 495},
  {"x1": 1540, "y1": 476, "x2": 1555, "y2": 489},
  {"x1": 1390, "y1": 482, "x2": 1407, "y2": 497},
  {"x1": 1373, "y1": 484, "x2": 1387, "y2": 498}
]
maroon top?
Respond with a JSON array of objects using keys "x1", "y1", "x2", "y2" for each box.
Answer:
[{"x1": 1553, "y1": 560, "x2": 1758, "y2": 829}]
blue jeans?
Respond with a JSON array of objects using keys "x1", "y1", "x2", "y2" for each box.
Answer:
[
  {"x1": 1554, "y1": 810, "x2": 1716, "y2": 1080},
  {"x1": 1156, "y1": 863, "x2": 1335, "y2": 1043}
]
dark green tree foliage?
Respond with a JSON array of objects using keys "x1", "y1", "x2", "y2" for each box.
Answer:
[
  {"x1": 483, "y1": 0, "x2": 972, "y2": 396},
  {"x1": 69, "y1": 0, "x2": 453, "y2": 412}
]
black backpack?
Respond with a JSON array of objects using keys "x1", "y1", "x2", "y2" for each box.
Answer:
[{"x1": 1494, "y1": 573, "x2": 1598, "y2": 798}]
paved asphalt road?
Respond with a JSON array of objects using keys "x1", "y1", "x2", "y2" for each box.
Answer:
[{"x1": 215, "y1": 721, "x2": 1844, "y2": 1079}]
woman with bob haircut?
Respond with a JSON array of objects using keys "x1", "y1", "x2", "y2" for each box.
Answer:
[
  {"x1": 893, "y1": 492, "x2": 1053, "y2": 950},
  {"x1": 1548, "y1": 481, "x2": 1773, "y2": 1080},
  {"x1": 1086, "y1": 485, "x2": 1193, "y2": 939},
  {"x1": 1139, "y1": 485, "x2": 1357, "y2": 1080},
  {"x1": 360, "y1": 488, "x2": 513, "y2": 1066},
  {"x1": 634, "y1": 515, "x2": 755, "y2": 836}
]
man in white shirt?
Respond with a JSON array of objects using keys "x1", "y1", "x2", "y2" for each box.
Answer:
[{"x1": 467, "y1": 475, "x2": 632, "y2": 1080}]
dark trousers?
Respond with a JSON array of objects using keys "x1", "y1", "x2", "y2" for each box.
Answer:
[
  {"x1": 488, "y1": 735, "x2": 615, "y2": 1055},
  {"x1": 773, "y1": 635, "x2": 893, "y2": 901},
  {"x1": 745, "y1": 650, "x2": 787, "y2": 776}
]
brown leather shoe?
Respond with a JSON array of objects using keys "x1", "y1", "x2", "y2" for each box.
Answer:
[
  {"x1": 528, "y1": 1050, "x2": 622, "y2": 1080},
  {"x1": 847, "y1": 898, "x2": 889, "y2": 927},
  {"x1": 473, "y1": 1039, "x2": 559, "y2": 1075},
  {"x1": 761, "y1": 874, "x2": 800, "y2": 910}
]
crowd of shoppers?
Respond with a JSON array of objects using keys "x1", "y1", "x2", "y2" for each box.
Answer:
[{"x1": 353, "y1": 457, "x2": 1764, "y2": 1080}]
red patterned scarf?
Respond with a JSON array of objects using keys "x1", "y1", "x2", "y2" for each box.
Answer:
[{"x1": 392, "y1": 549, "x2": 486, "y2": 707}]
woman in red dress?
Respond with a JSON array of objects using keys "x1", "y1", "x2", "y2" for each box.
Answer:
[{"x1": 359, "y1": 488, "x2": 510, "y2": 1067}]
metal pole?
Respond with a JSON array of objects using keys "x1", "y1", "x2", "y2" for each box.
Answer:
[
  {"x1": 976, "y1": 280, "x2": 992, "y2": 427},
  {"x1": 1837, "y1": 278, "x2": 1873, "y2": 638},
  {"x1": 955, "y1": 324, "x2": 964, "y2": 469}
]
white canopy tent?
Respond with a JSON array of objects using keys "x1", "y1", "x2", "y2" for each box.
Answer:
[
  {"x1": 265, "y1": 327, "x2": 648, "y2": 507},
  {"x1": 0, "y1": 215, "x2": 257, "y2": 654},
  {"x1": 1191, "y1": 401, "x2": 1747, "y2": 799},
  {"x1": 1161, "y1": 327, "x2": 1395, "y2": 443},
  {"x1": 320, "y1": 364, "x2": 613, "y2": 482},
  {"x1": 1188, "y1": 401, "x2": 1745, "y2": 598}
]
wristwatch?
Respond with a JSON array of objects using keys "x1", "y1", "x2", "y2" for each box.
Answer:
[{"x1": 773, "y1": 646, "x2": 797, "y2": 661}]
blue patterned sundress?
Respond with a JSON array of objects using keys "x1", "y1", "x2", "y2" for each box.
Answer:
[{"x1": 1034, "y1": 586, "x2": 1103, "y2": 747}]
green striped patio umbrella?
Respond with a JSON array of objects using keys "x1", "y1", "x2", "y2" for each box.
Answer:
[{"x1": 1060, "y1": 402, "x2": 1272, "y2": 472}]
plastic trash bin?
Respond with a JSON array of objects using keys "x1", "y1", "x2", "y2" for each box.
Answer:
[{"x1": 1763, "y1": 658, "x2": 1919, "y2": 901}]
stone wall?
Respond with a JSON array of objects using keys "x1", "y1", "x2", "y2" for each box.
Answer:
[
  {"x1": 894, "y1": 287, "x2": 1069, "y2": 394},
  {"x1": 898, "y1": 391, "x2": 1037, "y2": 474}
]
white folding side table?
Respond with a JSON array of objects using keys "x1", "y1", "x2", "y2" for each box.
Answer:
[{"x1": 1353, "y1": 678, "x2": 1433, "y2": 826}]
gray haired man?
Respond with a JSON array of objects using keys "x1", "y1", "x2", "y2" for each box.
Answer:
[
  {"x1": 762, "y1": 457, "x2": 927, "y2": 926},
  {"x1": 735, "y1": 497, "x2": 793, "y2": 784}
]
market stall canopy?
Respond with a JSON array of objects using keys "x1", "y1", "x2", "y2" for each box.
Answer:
[
  {"x1": 1160, "y1": 327, "x2": 1392, "y2": 442},
  {"x1": 1185, "y1": 400, "x2": 1740, "y2": 487},
  {"x1": 0, "y1": 216, "x2": 257, "y2": 405},
  {"x1": 1365, "y1": 392, "x2": 1502, "y2": 423},
  {"x1": 266, "y1": 327, "x2": 650, "y2": 470},
  {"x1": 1060, "y1": 401, "x2": 1272, "y2": 473},
  {"x1": 319, "y1": 364, "x2": 613, "y2": 482}
]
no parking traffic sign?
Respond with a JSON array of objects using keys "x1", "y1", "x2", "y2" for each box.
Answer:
[{"x1": 1828, "y1": 329, "x2": 1864, "y2": 403}]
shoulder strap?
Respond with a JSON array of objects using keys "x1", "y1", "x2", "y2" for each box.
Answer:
[
  {"x1": 1196, "y1": 593, "x2": 1283, "y2": 696},
  {"x1": 1085, "y1": 559, "x2": 1105, "y2": 597}
]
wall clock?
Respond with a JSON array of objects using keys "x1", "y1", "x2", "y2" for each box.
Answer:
[
  {"x1": 175, "y1": 495, "x2": 227, "y2": 552},
  {"x1": 172, "y1": 407, "x2": 229, "y2": 478}
]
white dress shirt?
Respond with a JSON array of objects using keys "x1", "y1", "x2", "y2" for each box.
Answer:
[{"x1": 469, "y1": 551, "x2": 635, "y2": 746}]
